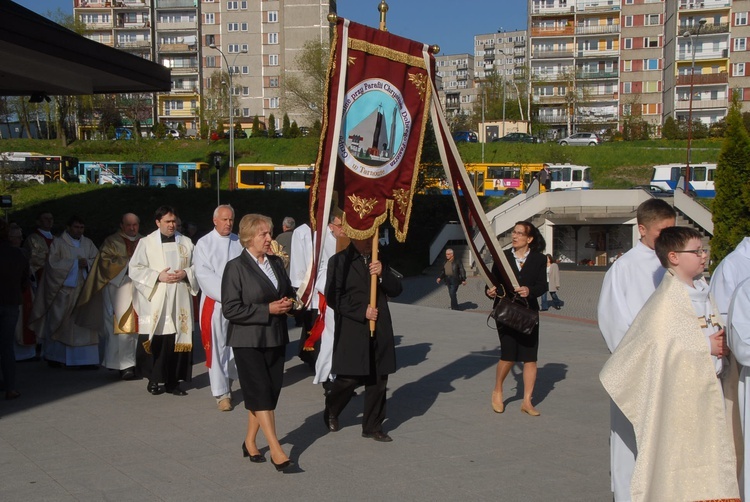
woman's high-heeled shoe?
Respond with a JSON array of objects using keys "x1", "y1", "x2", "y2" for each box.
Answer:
[
  {"x1": 491, "y1": 392, "x2": 505, "y2": 413},
  {"x1": 520, "y1": 404, "x2": 541, "y2": 417},
  {"x1": 241, "y1": 441, "x2": 266, "y2": 463},
  {"x1": 270, "y1": 455, "x2": 295, "y2": 472}
]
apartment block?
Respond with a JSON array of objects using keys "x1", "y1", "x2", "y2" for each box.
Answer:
[
  {"x1": 201, "y1": 0, "x2": 331, "y2": 131},
  {"x1": 435, "y1": 53, "x2": 476, "y2": 117},
  {"x1": 732, "y1": 0, "x2": 750, "y2": 104},
  {"x1": 528, "y1": 0, "x2": 620, "y2": 139}
]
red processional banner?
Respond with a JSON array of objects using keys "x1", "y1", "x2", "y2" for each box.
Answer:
[{"x1": 310, "y1": 18, "x2": 433, "y2": 243}]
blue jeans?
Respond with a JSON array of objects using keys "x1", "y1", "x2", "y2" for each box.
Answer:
[
  {"x1": 541, "y1": 292, "x2": 563, "y2": 310},
  {"x1": 0, "y1": 305, "x2": 20, "y2": 392}
]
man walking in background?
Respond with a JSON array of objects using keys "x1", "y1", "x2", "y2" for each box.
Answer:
[{"x1": 436, "y1": 248, "x2": 466, "y2": 311}]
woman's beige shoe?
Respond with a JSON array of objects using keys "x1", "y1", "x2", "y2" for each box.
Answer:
[
  {"x1": 520, "y1": 404, "x2": 540, "y2": 416},
  {"x1": 218, "y1": 398, "x2": 233, "y2": 411},
  {"x1": 491, "y1": 392, "x2": 505, "y2": 413}
]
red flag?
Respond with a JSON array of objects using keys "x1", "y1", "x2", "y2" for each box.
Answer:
[{"x1": 300, "y1": 18, "x2": 434, "y2": 305}]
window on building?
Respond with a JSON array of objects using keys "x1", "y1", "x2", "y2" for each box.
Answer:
[
  {"x1": 623, "y1": 38, "x2": 632, "y2": 50},
  {"x1": 642, "y1": 103, "x2": 659, "y2": 115},
  {"x1": 241, "y1": 66, "x2": 249, "y2": 74},
  {"x1": 268, "y1": 33, "x2": 278, "y2": 44},
  {"x1": 227, "y1": 1, "x2": 238, "y2": 10},
  {"x1": 734, "y1": 63, "x2": 746, "y2": 76},
  {"x1": 228, "y1": 44, "x2": 240, "y2": 53},
  {"x1": 622, "y1": 103, "x2": 631, "y2": 115},
  {"x1": 624, "y1": 16, "x2": 633, "y2": 27},
  {"x1": 269, "y1": 77, "x2": 279, "y2": 87},
  {"x1": 645, "y1": 59, "x2": 659, "y2": 70},
  {"x1": 231, "y1": 65, "x2": 240, "y2": 74},
  {"x1": 268, "y1": 10, "x2": 278, "y2": 22},
  {"x1": 228, "y1": 23, "x2": 239, "y2": 32},
  {"x1": 645, "y1": 14, "x2": 660, "y2": 26},
  {"x1": 243, "y1": 108, "x2": 250, "y2": 117},
  {"x1": 269, "y1": 97, "x2": 280, "y2": 109},
  {"x1": 734, "y1": 38, "x2": 747, "y2": 52},
  {"x1": 622, "y1": 82, "x2": 632, "y2": 94},
  {"x1": 204, "y1": 13, "x2": 215, "y2": 24},
  {"x1": 242, "y1": 87, "x2": 249, "y2": 95},
  {"x1": 241, "y1": 1, "x2": 247, "y2": 9},
  {"x1": 205, "y1": 56, "x2": 217, "y2": 67},
  {"x1": 205, "y1": 34, "x2": 215, "y2": 46},
  {"x1": 644, "y1": 81, "x2": 659, "y2": 92},
  {"x1": 644, "y1": 37, "x2": 659, "y2": 48},
  {"x1": 269, "y1": 54, "x2": 279, "y2": 66},
  {"x1": 736, "y1": 12, "x2": 748, "y2": 26},
  {"x1": 623, "y1": 60, "x2": 632, "y2": 72}
]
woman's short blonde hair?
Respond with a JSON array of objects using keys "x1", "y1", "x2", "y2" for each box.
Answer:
[{"x1": 239, "y1": 214, "x2": 273, "y2": 249}]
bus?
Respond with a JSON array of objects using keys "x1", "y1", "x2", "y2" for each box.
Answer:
[
  {"x1": 0, "y1": 152, "x2": 80, "y2": 183},
  {"x1": 545, "y1": 164, "x2": 593, "y2": 191},
  {"x1": 650, "y1": 163, "x2": 716, "y2": 197},
  {"x1": 463, "y1": 163, "x2": 543, "y2": 196},
  {"x1": 236, "y1": 163, "x2": 315, "y2": 191},
  {"x1": 77, "y1": 161, "x2": 210, "y2": 188}
]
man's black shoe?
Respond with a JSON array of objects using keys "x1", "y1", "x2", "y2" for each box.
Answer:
[
  {"x1": 147, "y1": 382, "x2": 164, "y2": 395},
  {"x1": 362, "y1": 431, "x2": 392, "y2": 442}
]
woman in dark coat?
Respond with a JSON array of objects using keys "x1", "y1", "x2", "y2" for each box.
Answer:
[
  {"x1": 486, "y1": 221, "x2": 548, "y2": 416},
  {"x1": 323, "y1": 238, "x2": 402, "y2": 441},
  {"x1": 221, "y1": 214, "x2": 295, "y2": 471}
]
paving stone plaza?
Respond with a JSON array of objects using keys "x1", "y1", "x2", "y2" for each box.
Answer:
[{"x1": 1, "y1": 270, "x2": 611, "y2": 501}]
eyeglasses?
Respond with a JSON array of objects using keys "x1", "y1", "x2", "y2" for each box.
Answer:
[
  {"x1": 674, "y1": 248, "x2": 708, "y2": 256},
  {"x1": 511, "y1": 230, "x2": 527, "y2": 236}
]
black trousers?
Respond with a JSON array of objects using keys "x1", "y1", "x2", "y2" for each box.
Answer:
[
  {"x1": 135, "y1": 334, "x2": 191, "y2": 389},
  {"x1": 326, "y1": 371, "x2": 388, "y2": 434}
]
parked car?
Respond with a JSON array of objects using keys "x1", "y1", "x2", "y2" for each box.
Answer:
[
  {"x1": 165, "y1": 128, "x2": 181, "y2": 139},
  {"x1": 223, "y1": 130, "x2": 248, "y2": 139},
  {"x1": 299, "y1": 126, "x2": 311, "y2": 137},
  {"x1": 630, "y1": 185, "x2": 674, "y2": 198},
  {"x1": 453, "y1": 131, "x2": 478, "y2": 143},
  {"x1": 114, "y1": 127, "x2": 132, "y2": 140},
  {"x1": 492, "y1": 132, "x2": 539, "y2": 144},
  {"x1": 558, "y1": 132, "x2": 600, "y2": 146}
]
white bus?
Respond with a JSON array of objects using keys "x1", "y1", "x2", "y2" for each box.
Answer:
[
  {"x1": 545, "y1": 163, "x2": 593, "y2": 191},
  {"x1": 650, "y1": 163, "x2": 716, "y2": 198}
]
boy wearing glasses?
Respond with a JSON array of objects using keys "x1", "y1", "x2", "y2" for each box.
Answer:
[{"x1": 600, "y1": 227, "x2": 739, "y2": 501}]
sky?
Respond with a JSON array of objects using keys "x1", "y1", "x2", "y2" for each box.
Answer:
[{"x1": 14, "y1": 0, "x2": 528, "y2": 56}]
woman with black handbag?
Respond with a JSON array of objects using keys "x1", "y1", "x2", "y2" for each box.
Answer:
[{"x1": 486, "y1": 221, "x2": 548, "y2": 416}]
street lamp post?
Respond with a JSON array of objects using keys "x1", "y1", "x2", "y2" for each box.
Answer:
[
  {"x1": 683, "y1": 19, "x2": 706, "y2": 193},
  {"x1": 498, "y1": 49, "x2": 506, "y2": 138},
  {"x1": 209, "y1": 44, "x2": 247, "y2": 193}
]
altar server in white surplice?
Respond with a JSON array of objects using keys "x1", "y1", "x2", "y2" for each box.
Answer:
[
  {"x1": 711, "y1": 237, "x2": 750, "y2": 318},
  {"x1": 194, "y1": 205, "x2": 242, "y2": 412},
  {"x1": 129, "y1": 206, "x2": 198, "y2": 396},
  {"x1": 74, "y1": 213, "x2": 142, "y2": 380},
  {"x1": 312, "y1": 214, "x2": 346, "y2": 389},
  {"x1": 597, "y1": 199, "x2": 675, "y2": 502},
  {"x1": 30, "y1": 216, "x2": 99, "y2": 368},
  {"x1": 729, "y1": 277, "x2": 750, "y2": 501}
]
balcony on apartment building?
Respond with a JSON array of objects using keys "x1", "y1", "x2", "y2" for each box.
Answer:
[
  {"x1": 575, "y1": 24, "x2": 620, "y2": 36},
  {"x1": 533, "y1": 49, "x2": 575, "y2": 59},
  {"x1": 171, "y1": 83, "x2": 199, "y2": 93},
  {"x1": 531, "y1": 3, "x2": 575, "y2": 16},
  {"x1": 116, "y1": 40, "x2": 151, "y2": 49},
  {"x1": 159, "y1": 43, "x2": 197, "y2": 53},
  {"x1": 674, "y1": 98, "x2": 728, "y2": 110},
  {"x1": 675, "y1": 72, "x2": 728, "y2": 86},
  {"x1": 532, "y1": 71, "x2": 570, "y2": 81},
  {"x1": 585, "y1": 90, "x2": 619, "y2": 101},
  {"x1": 677, "y1": 48, "x2": 728, "y2": 61},
  {"x1": 533, "y1": 94, "x2": 567, "y2": 104},
  {"x1": 577, "y1": 113, "x2": 619, "y2": 123},
  {"x1": 75, "y1": 0, "x2": 112, "y2": 6},
  {"x1": 112, "y1": 1, "x2": 148, "y2": 8},
  {"x1": 161, "y1": 108, "x2": 195, "y2": 118},
  {"x1": 678, "y1": 1, "x2": 731, "y2": 12},
  {"x1": 575, "y1": 0, "x2": 620, "y2": 13},
  {"x1": 162, "y1": 61, "x2": 198, "y2": 73},
  {"x1": 681, "y1": 22, "x2": 729, "y2": 35},
  {"x1": 156, "y1": 0, "x2": 196, "y2": 8},
  {"x1": 84, "y1": 21, "x2": 114, "y2": 30},
  {"x1": 156, "y1": 20, "x2": 197, "y2": 30},
  {"x1": 115, "y1": 20, "x2": 150, "y2": 29},
  {"x1": 577, "y1": 70, "x2": 618, "y2": 79},
  {"x1": 577, "y1": 49, "x2": 618, "y2": 58},
  {"x1": 531, "y1": 25, "x2": 575, "y2": 37},
  {"x1": 534, "y1": 115, "x2": 568, "y2": 124}
]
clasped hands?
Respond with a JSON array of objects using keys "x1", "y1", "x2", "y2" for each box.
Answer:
[
  {"x1": 158, "y1": 267, "x2": 186, "y2": 284},
  {"x1": 710, "y1": 328, "x2": 729, "y2": 358},
  {"x1": 269, "y1": 297, "x2": 294, "y2": 315}
]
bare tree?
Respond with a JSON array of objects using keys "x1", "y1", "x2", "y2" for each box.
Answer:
[{"x1": 283, "y1": 39, "x2": 329, "y2": 126}]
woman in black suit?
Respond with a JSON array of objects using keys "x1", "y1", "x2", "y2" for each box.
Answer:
[
  {"x1": 221, "y1": 214, "x2": 295, "y2": 472},
  {"x1": 486, "y1": 221, "x2": 548, "y2": 416}
]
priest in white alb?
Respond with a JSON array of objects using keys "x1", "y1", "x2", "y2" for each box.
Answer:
[
  {"x1": 729, "y1": 276, "x2": 750, "y2": 501},
  {"x1": 711, "y1": 236, "x2": 750, "y2": 317},
  {"x1": 194, "y1": 205, "x2": 242, "y2": 411},
  {"x1": 75, "y1": 213, "x2": 142, "y2": 379},
  {"x1": 30, "y1": 216, "x2": 99, "y2": 367},
  {"x1": 129, "y1": 206, "x2": 198, "y2": 396}
]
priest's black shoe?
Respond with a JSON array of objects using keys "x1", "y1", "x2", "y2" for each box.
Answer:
[
  {"x1": 323, "y1": 407, "x2": 339, "y2": 432},
  {"x1": 362, "y1": 431, "x2": 392, "y2": 442},
  {"x1": 120, "y1": 368, "x2": 136, "y2": 381},
  {"x1": 147, "y1": 382, "x2": 164, "y2": 395},
  {"x1": 167, "y1": 385, "x2": 187, "y2": 396}
]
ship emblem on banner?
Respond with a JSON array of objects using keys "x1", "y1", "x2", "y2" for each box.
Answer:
[{"x1": 310, "y1": 18, "x2": 434, "y2": 243}]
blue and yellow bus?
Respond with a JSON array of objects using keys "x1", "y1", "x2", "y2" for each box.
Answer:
[
  {"x1": 236, "y1": 163, "x2": 315, "y2": 191},
  {"x1": 78, "y1": 161, "x2": 210, "y2": 188}
]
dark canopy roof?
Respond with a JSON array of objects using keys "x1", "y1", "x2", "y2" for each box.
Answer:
[{"x1": 0, "y1": 0, "x2": 171, "y2": 96}]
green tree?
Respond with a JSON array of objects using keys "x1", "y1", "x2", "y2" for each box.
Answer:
[
  {"x1": 282, "y1": 113, "x2": 292, "y2": 138},
  {"x1": 289, "y1": 120, "x2": 301, "y2": 138},
  {"x1": 252, "y1": 115, "x2": 261, "y2": 137},
  {"x1": 283, "y1": 39, "x2": 329, "y2": 125},
  {"x1": 267, "y1": 113, "x2": 277, "y2": 138},
  {"x1": 662, "y1": 116, "x2": 680, "y2": 140},
  {"x1": 711, "y1": 97, "x2": 750, "y2": 269}
]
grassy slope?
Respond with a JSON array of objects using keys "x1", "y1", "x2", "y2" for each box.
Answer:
[{"x1": 1, "y1": 137, "x2": 722, "y2": 274}]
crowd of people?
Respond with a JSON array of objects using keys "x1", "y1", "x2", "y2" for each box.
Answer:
[{"x1": 5, "y1": 197, "x2": 750, "y2": 493}]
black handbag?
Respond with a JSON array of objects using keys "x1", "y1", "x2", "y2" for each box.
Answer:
[{"x1": 488, "y1": 284, "x2": 539, "y2": 335}]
